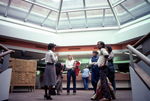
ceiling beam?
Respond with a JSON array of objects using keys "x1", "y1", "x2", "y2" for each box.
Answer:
[
  {"x1": 24, "y1": 0, "x2": 36, "y2": 22},
  {"x1": 102, "y1": 9, "x2": 105, "y2": 27},
  {"x1": 107, "y1": 0, "x2": 121, "y2": 28},
  {"x1": 83, "y1": 0, "x2": 88, "y2": 28},
  {"x1": 4, "y1": 0, "x2": 11, "y2": 17},
  {"x1": 56, "y1": 0, "x2": 63, "y2": 32},
  {"x1": 22, "y1": 0, "x2": 58, "y2": 12},
  {"x1": 41, "y1": 10, "x2": 52, "y2": 26},
  {"x1": 120, "y1": 4, "x2": 135, "y2": 19},
  {"x1": 66, "y1": 12, "x2": 72, "y2": 29},
  {"x1": 144, "y1": 0, "x2": 150, "y2": 7},
  {"x1": 61, "y1": 6, "x2": 110, "y2": 13}
]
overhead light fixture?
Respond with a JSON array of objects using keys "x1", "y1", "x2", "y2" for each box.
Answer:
[
  {"x1": 124, "y1": 52, "x2": 129, "y2": 55},
  {"x1": 41, "y1": 58, "x2": 45, "y2": 60},
  {"x1": 124, "y1": 52, "x2": 137, "y2": 56},
  {"x1": 132, "y1": 54, "x2": 137, "y2": 56},
  {"x1": 52, "y1": 0, "x2": 70, "y2": 2}
]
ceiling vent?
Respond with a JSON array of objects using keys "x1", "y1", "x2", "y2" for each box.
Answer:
[
  {"x1": 36, "y1": 46, "x2": 47, "y2": 49},
  {"x1": 68, "y1": 48, "x2": 80, "y2": 50}
]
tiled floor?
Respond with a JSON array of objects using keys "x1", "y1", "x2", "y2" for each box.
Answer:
[{"x1": 9, "y1": 89, "x2": 132, "y2": 101}]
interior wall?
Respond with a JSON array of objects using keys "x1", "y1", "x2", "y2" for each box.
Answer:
[
  {"x1": 130, "y1": 67, "x2": 150, "y2": 101},
  {"x1": 0, "y1": 14, "x2": 150, "y2": 47}
]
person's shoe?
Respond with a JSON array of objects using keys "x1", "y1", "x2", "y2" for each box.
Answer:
[
  {"x1": 67, "y1": 93, "x2": 70, "y2": 95},
  {"x1": 45, "y1": 95, "x2": 52, "y2": 100},
  {"x1": 91, "y1": 97, "x2": 97, "y2": 100},
  {"x1": 73, "y1": 93, "x2": 76, "y2": 95},
  {"x1": 44, "y1": 95, "x2": 47, "y2": 99},
  {"x1": 57, "y1": 92, "x2": 60, "y2": 95},
  {"x1": 99, "y1": 98, "x2": 109, "y2": 101}
]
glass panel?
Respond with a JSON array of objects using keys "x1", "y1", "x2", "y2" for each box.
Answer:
[
  {"x1": 69, "y1": 11, "x2": 85, "y2": 18},
  {"x1": 0, "y1": 0, "x2": 8, "y2": 4},
  {"x1": 85, "y1": 0, "x2": 108, "y2": 7},
  {"x1": 122, "y1": 0, "x2": 145, "y2": 10},
  {"x1": 62, "y1": 0, "x2": 83, "y2": 10},
  {"x1": 31, "y1": 5, "x2": 50, "y2": 17},
  {"x1": 86, "y1": 10, "x2": 103, "y2": 27},
  {"x1": 114, "y1": 5, "x2": 125, "y2": 13},
  {"x1": 105, "y1": 9, "x2": 118, "y2": 26},
  {"x1": 0, "y1": 0, "x2": 9, "y2": 15},
  {"x1": 36, "y1": 0, "x2": 60, "y2": 9},
  {"x1": 10, "y1": 0, "x2": 32, "y2": 11},
  {"x1": 49, "y1": 11, "x2": 58, "y2": 20},
  {"x1": 86, "y1": 10, "x2": 103, "y2": 17},
  {"x1": 68, "y1": 11, "x2": 86, "y2": 28}
]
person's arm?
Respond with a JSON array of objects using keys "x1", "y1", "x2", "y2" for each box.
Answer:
[
  {"x1": 100, "y1": 48, "x2": 109, "y2": 67},
  {"x1": 108, "y1": 52, "x2": 114, "y2": 60},
  {"x1": 89, "y1": 59, "x2": 94, "y2": 65},
  {"x1": 51, "y1": 52, "x2": 58, "y2": 63}
]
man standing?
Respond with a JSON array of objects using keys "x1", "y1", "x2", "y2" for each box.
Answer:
[{"x1": 97, "y1": 41, "x2": 111, "y2": 101}]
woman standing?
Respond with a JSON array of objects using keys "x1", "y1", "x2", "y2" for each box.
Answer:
[
  {"x1": 105, "y1": 45, "x2": 116, "y2": 93},
  {"x1": 65, "y1": 54, "x2": 76, "y2": 95},
  {"x1": 43, "y1": 43, "x2": 58, "y2": 100}
]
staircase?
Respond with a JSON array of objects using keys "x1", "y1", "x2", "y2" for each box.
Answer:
[
  {"x1": 126, "y1": 32, "x2": 150, "y2": 101},
  {"x1": 0, "y1": 44, "x2": 15, "y2": 101}
]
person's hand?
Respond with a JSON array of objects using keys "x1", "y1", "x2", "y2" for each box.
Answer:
[
  {"x1": 100, "y1": 64, "x2": 104, "y2": 67},
  {"x1": 56, "y1": 53, "x2": 59, "y2": 57}
]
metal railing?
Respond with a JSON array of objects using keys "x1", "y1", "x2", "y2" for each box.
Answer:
[{"x1": 126, "y1": 32, "x2": 150, "y2": 90}]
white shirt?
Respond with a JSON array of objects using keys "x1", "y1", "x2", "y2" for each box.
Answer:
[
  {"x1": 97, "y1": 48, "x2": 108, "y2": 67},
  {"x1": 45, "y1": 50, "x2": 58, "y2": 63},
  {"x1": 65, "y1": 59, "x2": 75, "y2": 70}
]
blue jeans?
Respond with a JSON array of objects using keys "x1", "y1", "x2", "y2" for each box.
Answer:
[
  {"x1": 82, "y1": 77, "x2": 89, "y2": 90},
  {"x1": 67, "y1": 69, "x2": 76, "y2": 93},
  {"x1": 91, "y1": 67, "x2": 99, "y2": 93}
]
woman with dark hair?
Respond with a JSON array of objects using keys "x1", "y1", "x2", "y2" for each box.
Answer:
[
  {"x1": 43, "y1": 43, "x2": 58, "y2": 100},
  {"x1": 105, "y1": 45, "x2": 116, "y2": 93},
  {"x1": 89, "y1": 50, "x2": 99, "y2": 93}
]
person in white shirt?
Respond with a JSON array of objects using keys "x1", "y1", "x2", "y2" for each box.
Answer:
[
  {"x1": 43, "y1": 43, "x2": 58, "y2": 100},
  {"x1": 65, "y1": 54, "x2": 76, "y2": 95},
  {"x1": 97, "y1": 41, "x2": 111, "y2": 101},
  {"x1": 82, "y1": 65, "x2": 90, "y2": 90}
]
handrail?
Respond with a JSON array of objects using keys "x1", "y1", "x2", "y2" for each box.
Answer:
[
  {"x1": 133, "y1": 63, "x2": 150, "y2": 90},
  {"x1": 135, "y1": 50, "x2": 150, "y2": 63},
  {"x1": 133, "y1": 32, "x2": 150, "y2": 48},
  {"x1": 0, "y1": 50, "x2": 15, "y2": 57},
  {"x1": 126, "y1": 45, "x2": 150, "y2": 67},
  {"x1": 0, "y1": 44, "x2": 9, "y2": 51}
]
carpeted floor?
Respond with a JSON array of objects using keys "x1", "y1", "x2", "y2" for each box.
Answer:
[{"x1": 9, "y1": 89, "x2": 132, "y2": 101}]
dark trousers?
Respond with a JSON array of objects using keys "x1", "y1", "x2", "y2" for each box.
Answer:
[
  {"x1": 67, "y1": 69, "x2": 76, "y2": 93},
  {"x1": 108, "y1": 75, "x2": 116, "y2": 93},
  {"x1": 100, "y1": 66, "x2": 111, "y2": 99},
  {"x1": 82, "y1": 77, "x2": 89, "y2": 90},
  {"x1": 91, "y1": 67, "x2": 99, "y2": 93}
]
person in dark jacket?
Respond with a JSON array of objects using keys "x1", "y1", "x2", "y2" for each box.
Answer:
[
  {"x1": 105, "y1": 45, "x2": 116, "y2": 93},
  {"x1": 55, "y1": 62, "x2": 64, "y2": 95},
  {"x1": 89, "y1": 50, "x2": 99, "y2": 93}
]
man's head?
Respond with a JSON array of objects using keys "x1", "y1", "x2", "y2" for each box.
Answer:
[{"x1": 97, "y1": 41, "x2": 105, "y2": 49}]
